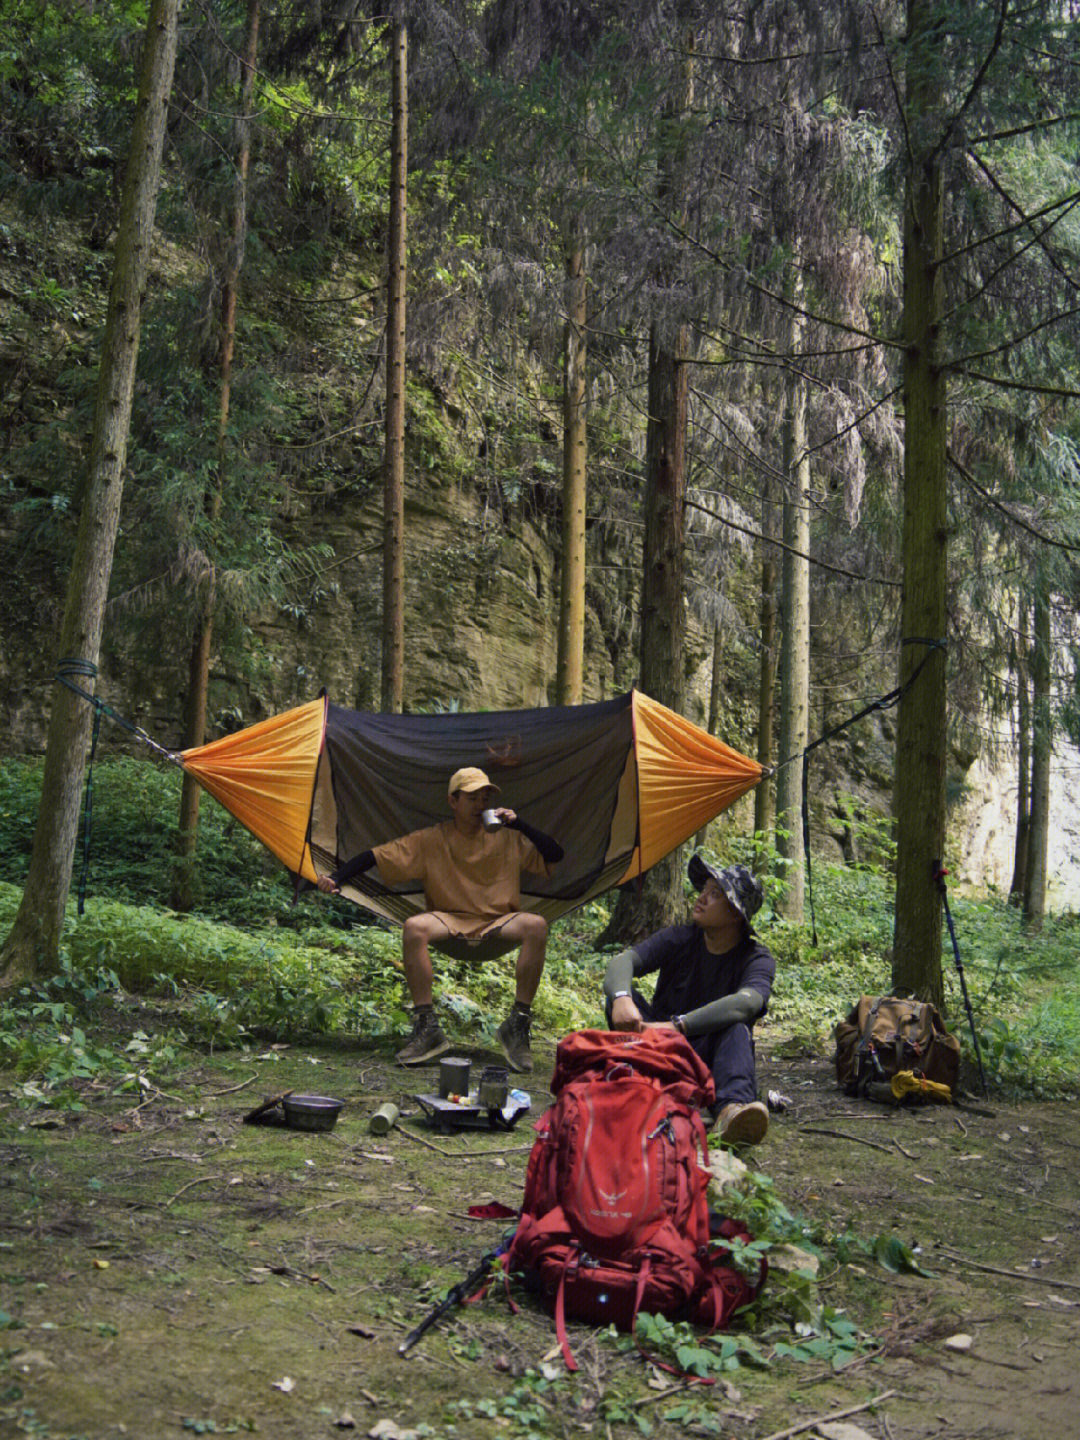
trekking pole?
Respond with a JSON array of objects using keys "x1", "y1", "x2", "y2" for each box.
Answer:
[
  {"x1": 932, "y1": 861, "x2": 990, "y2": 1098},
  {"x1": 398, "y1": 1233, "x2": 513, "y2": 1356}
]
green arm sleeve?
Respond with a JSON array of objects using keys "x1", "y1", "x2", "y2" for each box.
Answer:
[
  {"x1": 602, "y1": 948, "x2": 638, "y2": 1001},
  {"x1": 681, "y1": 986, "x2": 765, "y2": 1038}
]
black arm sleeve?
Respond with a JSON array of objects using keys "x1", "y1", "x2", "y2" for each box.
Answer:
[
  {"x1": 330, "y1": 849, "x2": 376, "y2": 886},
  {"x1": 507, "y1": 817, "x2": 564, "y2": 865}
]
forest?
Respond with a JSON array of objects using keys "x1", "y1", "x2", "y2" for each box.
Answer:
[{"x1": 1, "y1": 4, "x2": 1080, "y2": 1438}]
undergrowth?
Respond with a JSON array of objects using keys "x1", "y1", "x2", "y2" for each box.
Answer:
[{"x1": 2, "y1": 758, "x2": 1079, "y2": 1108}]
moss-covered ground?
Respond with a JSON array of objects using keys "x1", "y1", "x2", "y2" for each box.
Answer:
[{"x1": 2, "y1": 1019, "x2": 1076, "y2": 1440}]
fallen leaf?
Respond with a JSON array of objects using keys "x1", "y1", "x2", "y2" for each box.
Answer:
[
  {"x1": 368, "y1": 1421, "x2": 418, "y2": 1440},
  {"x1": 818, "y1": 1422, "x2": 877, "y2": 1440},
  {"x1": 347, "y1": 1324, "x2": 376, "y2": 1339},
  {"x1": 15, "y1": 1350, "x2": 56, "y2": 1371},
  {"x1": 272, "y1": 1376, "x2": 295, "y2": 1392},
  {"x1": 334, "y1": 1412, "x2": 356, "y2": 1429},
  {"x1": 92, "y1": 1258, "x2": 110, "y2": 1270}
]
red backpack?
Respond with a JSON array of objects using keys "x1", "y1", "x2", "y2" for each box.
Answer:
[{"x1": 506, "y1": 1029, "x2": 764, "y2": 1370}]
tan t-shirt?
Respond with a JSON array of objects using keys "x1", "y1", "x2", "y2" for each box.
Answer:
[{"x1": 372, "y1": 821, "x2": 550, "y2": 938}]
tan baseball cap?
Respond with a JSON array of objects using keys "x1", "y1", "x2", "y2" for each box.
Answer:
[{"x1": 448, "y1": 766, "x2": 500, "y2": 798}]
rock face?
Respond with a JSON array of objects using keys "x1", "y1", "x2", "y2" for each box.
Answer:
[
  {"x1": 952, "y1": 729, "x2": 1080, "y2": 911},
  {"x1": 1, "y1": 473, "x2": 626, "y2": 753}
]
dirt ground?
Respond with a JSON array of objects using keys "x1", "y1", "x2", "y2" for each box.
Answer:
[{"x1": 1, "y1": 1024, "x2": 1077, "y2": 1440}]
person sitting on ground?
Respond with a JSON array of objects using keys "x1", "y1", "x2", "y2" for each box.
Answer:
[
  {"x1": 317, "y1": 766, "x2": 563, "y2": 1073},
  {"x1": 602, "y1": 855, "x2": 775, "y2": 1146}
]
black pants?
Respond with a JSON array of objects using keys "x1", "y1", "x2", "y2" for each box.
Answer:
[{"x1": 606, "y1": 990, "x2": 759, "y2": 1111}]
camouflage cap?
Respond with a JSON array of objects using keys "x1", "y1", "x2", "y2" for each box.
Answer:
[{"x1": 687, "y1": 854, "x2": 764, "y2": 926}]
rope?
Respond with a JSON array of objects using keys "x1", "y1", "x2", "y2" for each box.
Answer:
[
  {"x1": 54, "y1": 661, "x2": 185, "y2": 915},
  {"x1": 773, "y1": 638, "x2": 947, "y2": 945}
]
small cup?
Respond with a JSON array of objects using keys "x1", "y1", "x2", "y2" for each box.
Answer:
[{"x1": 481, "y1": 808, "x2": 502, "y2": 832}]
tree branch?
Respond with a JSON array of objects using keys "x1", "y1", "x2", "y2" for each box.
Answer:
[{"x1": 949, "y1": 448, "x2": 1080, "y2": 554}]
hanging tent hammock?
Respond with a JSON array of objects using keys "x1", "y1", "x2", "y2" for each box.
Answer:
[{"x1": 179, "y1": 689, "x2": 762, "y2": 929}]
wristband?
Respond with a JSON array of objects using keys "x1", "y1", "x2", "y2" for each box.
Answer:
[
  {"x1": 673, "y1": 1015, "x2": 686, "y2": 1034},
  {"x1": 612, "y1": 990, "x2": 631, "y2": 999}
]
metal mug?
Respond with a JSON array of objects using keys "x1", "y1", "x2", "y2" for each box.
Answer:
[
  {"x1": 481, "y1": 808, "x2": 502, "y2": 832},
  {"x1": 439, "y1": 1056, "x2": 471, "y2": 1099}
]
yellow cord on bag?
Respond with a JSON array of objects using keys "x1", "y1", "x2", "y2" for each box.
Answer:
[{"x1": 890, "y1": 1069, "x2": 952, "y2": 1103}]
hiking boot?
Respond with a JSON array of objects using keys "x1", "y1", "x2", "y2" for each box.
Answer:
[
  {"x1": 496, "y1": 1008, "x2": 533, "y2": 1074},
  {"x1": 718, "y1": 1101, "x2": 769, "y2": 1147},
  {"x1": 395, "y1": 1010, "x2": 451, "y2": 1066}
]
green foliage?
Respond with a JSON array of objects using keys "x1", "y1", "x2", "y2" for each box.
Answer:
[
  {"x1": 0, "y1": 758, "x2": 299, "y2": 925},
  {"x1": 0, "y1": 955, "x2": 178, "y2": 1109}
]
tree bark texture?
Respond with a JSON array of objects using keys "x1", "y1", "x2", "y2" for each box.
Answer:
[
  {"x1": 175, "y1": 0, "x2": 260, "y2": 911},
  {"x1": 776, "y1": 357, "x2": 810, "y2": 921},
  {"x1": 556, "y1": 221, "x2": 587, "y2": 707},
  {"x1": 381, "y1": 18, "x2": 407, "y2": 714},
  {"x1": 1, "y1": 0, "x2": 180, "y2": 988},
  {"x1": 1023, "y1": 581, "x2": 1051, "y2": 928},
  {"x1": 892, "y1": 0, "x2": 948, "y2": 1007}
]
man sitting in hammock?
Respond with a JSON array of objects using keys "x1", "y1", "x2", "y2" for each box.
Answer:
[{"x1": 316, "y1": 767, "x2": 563, "y2": 1072}]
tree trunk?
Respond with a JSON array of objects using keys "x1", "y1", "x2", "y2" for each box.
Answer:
[
  {"x1": 754, "y1": 473, "x2": 778, "y2": 845},
  {"x1": 556, "y1": 217, "x2": 587, "y2": 707},
  {"x1": 892, "y1": 0, "x2": 948, "y2": 1007},
  {"x1": 1008, "y1": 596, "x2": 1030, "y2": 906},
  {"x1": 0, "y1": 0, "x2": 180, "y2": 989},
  {"x1": 775, "y1": 355, "x2": 811, "y2": 922},
  {"x1": 599, "y1": 321, "x2": 689, "y2": 944},
  {"x1": 596, "y1": 23, "x2": 694, "y2": 946},
  {"x1": 174, "y1": 0, "x2": 260, "y2": 912},
  {"x1": 1023, "y1": 579, "x2": 1051, "y2": 929},
  {"x1": 381, "y1": 18, "x2": 407, "y2": 714}
]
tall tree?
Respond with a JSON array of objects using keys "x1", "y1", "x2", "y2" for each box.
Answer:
[
  {"x1": 556, "y1": 210, "x2": 588, "y2": 706},
  {"x1": 754, "y1": 472, "x2": 778, "y2": 842},
  {"x1": 382, "y1": 14, "x2": 408, "y2": 713},
  {"x1": 1, "y1": 0, "x2": 180, "y2": 988},
  {"x1": 891, "y1": 0, "x2": 949, "y2": 1006},
  {"x1": 174, "y1": 0, "x2": 262, "y2": 911},
  {"x1": 1023, "y1": 575, "x2": 1052, "y2": 928},
  {"x1": 600, "y1": 11, "x2": 696, "y2": 943},
  {"x1": 775, "y1": 303, "x2": 812, "y2": 921},
  {"x1": 1009, "y1": 597, "x2": 1031, "y2": 905}
]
